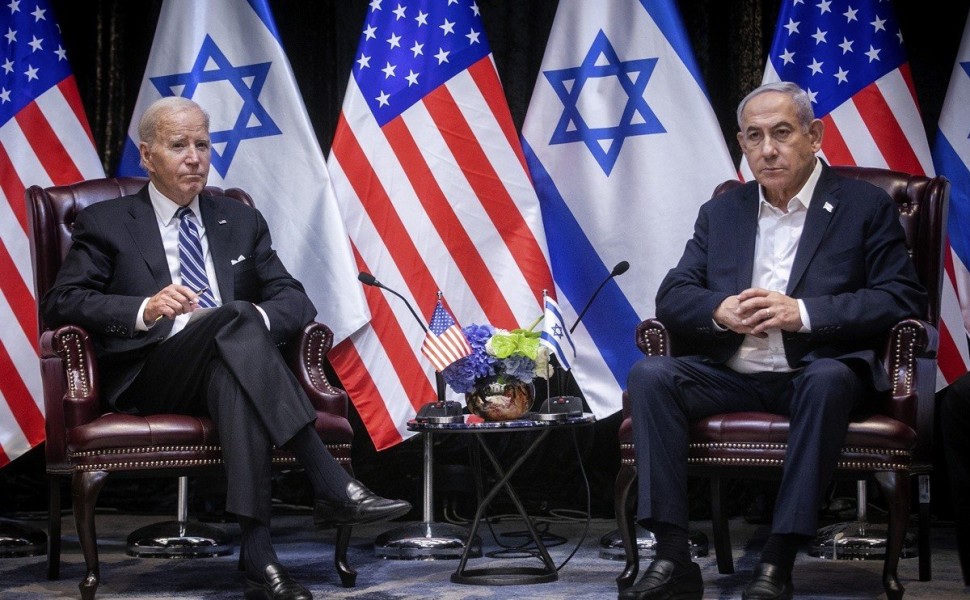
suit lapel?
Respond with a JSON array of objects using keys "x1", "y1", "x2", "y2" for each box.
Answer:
[
  {"x1": 125, "y1": 188, "x2": 171, "y2": 291},
  {"x1": 788, "y1": 168, "x2": 839, "y2": 293},
  {"x1": 736, "y1": 186, "x2": 759, "y2": 292},
  {"x1": 199, "y1": 195, "x2": 235, "y2": 303}
]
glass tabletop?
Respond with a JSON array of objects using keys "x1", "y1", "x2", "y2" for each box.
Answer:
[{"x1": 407, "y1": 412, "x2": 596, "y2": 432}]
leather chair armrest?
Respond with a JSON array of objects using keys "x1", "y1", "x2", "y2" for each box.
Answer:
[
  {"x1": 881, "y1": 318, "x2": 938, "y2": 465},
  {"x1": 283, "y1": 321, "x2": 349, "y2": 419},
  {"x1": 40, "y1": 325, "x2": 101, "y2": 472},
  {"x1": 635, "y1": 318, "x2": 671, "y2": 357}
]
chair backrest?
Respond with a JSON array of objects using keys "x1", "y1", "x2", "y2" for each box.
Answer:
[
  {"x1": 713, "y1": 166, "x2": 950, "y2": 328},
  {"x1": 25, "y1": 176, "x2": 255, "y2": 335}
]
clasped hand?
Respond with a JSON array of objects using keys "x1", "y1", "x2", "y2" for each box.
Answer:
[
  {"x1": 713, "y1": 288, "x2": 802, "y2": 337},
  {"x1": 144, "y1": 284, "x2": 206, "y2": 324}
]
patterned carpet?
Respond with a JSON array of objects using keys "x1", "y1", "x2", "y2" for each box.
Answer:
[{"x1": 0, "y1": 511, "x2": 966, "y2": 599}]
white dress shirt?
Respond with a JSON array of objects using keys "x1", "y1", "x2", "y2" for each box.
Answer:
[{"x1": 726, "y1": 159, "x2": 821, "y2": 374}]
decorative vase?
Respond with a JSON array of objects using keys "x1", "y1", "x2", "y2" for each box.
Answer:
[{"x1": 465, "y1": 379, "x2": 534, "y2": 421}]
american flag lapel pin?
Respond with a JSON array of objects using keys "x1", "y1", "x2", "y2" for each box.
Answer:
[
  {"x1": 218, "y1": 219, "x2": 227, "y2": 225},
  {"x1": 823, "y1": 202, "x2": 834, "y2": 213}
]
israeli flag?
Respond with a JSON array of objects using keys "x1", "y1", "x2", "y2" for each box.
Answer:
[
  {"x1": 540, "y1": 293, "x2": 576, "y2": 371},
  {"x1": 522, "y1": 0, "x2": 736, "y2": 416},
  {"x1": 933, "y1": 13, "x2": 970, "y2": 343},
  {"x1": 117, "y1": 0, "x2": 368, "y2": 343}
]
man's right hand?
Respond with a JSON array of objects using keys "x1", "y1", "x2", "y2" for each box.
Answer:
[{"x1": 143, "y1": 284, "x2": 204, "y2": 324}]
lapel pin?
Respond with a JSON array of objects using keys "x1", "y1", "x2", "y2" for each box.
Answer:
[
  {"x1": 218, "y1": 219, "x2": 227, "y2": 225},
  {"x1": 823, "y1": 202, "x2": 834, "y2": 213}
]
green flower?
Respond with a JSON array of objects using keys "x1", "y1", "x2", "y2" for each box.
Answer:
[{"x1": 486, "y1": 328, "x2": 540, "y2": 360}]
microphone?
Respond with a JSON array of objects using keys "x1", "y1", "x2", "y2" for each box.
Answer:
[
  {"x1": 358, "y1": 272, "x2": 427, "y2": 334},
  {"x1": 569, "y1": 260, "x2": 630, "y2": 333},
  {"x1": 358, "y1": 272, "x2": 462, "y2": 422}
]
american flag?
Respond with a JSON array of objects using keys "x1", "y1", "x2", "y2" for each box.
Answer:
[
  {"x1": 420, "y1": 300, "x2": 471, "y2": 372},
  {"x1": 0, "y1": 0, "x2": 104, "y2": 467},
  {"x1": 328, "y1": 0, "x2": 553, "y2": 449},
  {"x1": 757, "y1": 0, "x2": 969, "y2": 386}
]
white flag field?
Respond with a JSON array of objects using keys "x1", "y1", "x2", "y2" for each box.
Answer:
[
  {"x1": 522, "y1": 0, "x2": 737, "y2": 416},
  {"x1": 116, "y1": 0, "x2": 368, "y2": 344}
]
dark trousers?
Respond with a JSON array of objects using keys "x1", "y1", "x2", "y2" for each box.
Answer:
[
  {"x1": 628, "y1": 355, "x2": 866, "y2": 537},
  {"x1": 116, "y1": 301, "x2": 316, "y2": 524},
  {"x1": 940, "y1": 372, "x2": 970, "y2": 585}
]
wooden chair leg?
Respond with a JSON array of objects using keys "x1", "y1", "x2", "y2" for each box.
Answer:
[
  {"x1": 73, "y1": 470, "x2": 109, "y2": 600},
  {"x1": 615, "y1": 463, "x2": 639, "y2": 591},
  {"x1": 918, "y1": 474, "x2": 931, "y2": 581},
  {"x1": 710, "y1": 478, "x2": 734, "y2": 574},
  {"x1": 47, "y1": 476, "x2": 62, "y2": 580},
  {"x1": 874, "y1": 470, "x2": 907, "y2": 600},
  {"x1": 334, "y1": 525, "x2": 356, "y2": 588}
]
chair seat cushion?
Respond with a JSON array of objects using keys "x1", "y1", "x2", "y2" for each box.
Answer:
[
  {"x1": 66, "y1": 411, "x2": 355, "y2": 472},
  {"x1": 618, "y1": 412, "x2": 916, "y2": 471}
]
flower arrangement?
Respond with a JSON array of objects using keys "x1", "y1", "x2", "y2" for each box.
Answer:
[{"x1": 441, "y1": 323, "x2": 553, "y2": 394}]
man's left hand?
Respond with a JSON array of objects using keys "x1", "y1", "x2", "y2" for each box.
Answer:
[{"x1": 736, "y1": 288, "x2": 802, "y2": 335}]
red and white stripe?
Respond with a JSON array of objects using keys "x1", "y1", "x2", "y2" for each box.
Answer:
[
  {"x1": 0, "y1": 77, "x2": 105, "y2": 467},
  {"x1": 752, "y1": 62, "x2": 970, "y2": 388},
  {"x1": 421, "y1": 325, "x2": 471, "y2": 373},
  {"x1": 329, "y1": 56, "x2": 553, "y2": 450}
]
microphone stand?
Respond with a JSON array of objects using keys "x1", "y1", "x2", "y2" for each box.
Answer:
[
  {"x1": 536, "y1": 262, "x2": 629, "y2": 420},
  {"x1": 359, "y1": 274, "x2": 480, "y2": 560}
]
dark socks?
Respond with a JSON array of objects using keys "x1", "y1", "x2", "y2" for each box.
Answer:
[
  {"x1": 283, "y1": 424, "x2": 354, "y2": 500},
  {"x1": 239, "y1": 517, "x2": 279, "y2": 580},
  {"x1": 650, "y1": 521, "x2": 692, "y2": 568},
  {"x1": 759, "y1": 533, "x2": 809, "y2": 576}
]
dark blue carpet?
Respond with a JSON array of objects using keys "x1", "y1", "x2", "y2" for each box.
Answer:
[{"x1": 0, "y1": 512, "x2": 966, "y2": 599}]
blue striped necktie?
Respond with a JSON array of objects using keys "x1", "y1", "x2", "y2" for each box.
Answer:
[{"x1": 176, "y1": 206, "x2": 216, "y2": 308}]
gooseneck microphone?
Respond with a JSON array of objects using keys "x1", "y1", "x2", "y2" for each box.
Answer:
[
  {"x1": 358, "y1": 272, "x2": 462, "y2": 421},
  {"x1": 357, "y1": 272, "x2": 428, "y2": 333},
  {"x1": 569, "y1": 260, "x2": 630, "y2": 334}
]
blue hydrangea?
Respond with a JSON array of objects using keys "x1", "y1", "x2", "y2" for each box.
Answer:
[{"x1": 441, "y1": 323, "x2": 540, "y2": 393}]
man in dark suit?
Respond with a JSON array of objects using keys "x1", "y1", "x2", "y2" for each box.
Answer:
[
  {"x1": 620, "y1": 82, "x2": 926, "y2": 600},
  {"x1": 42, "y1": 96, "x2": 410, "y2": 600}
]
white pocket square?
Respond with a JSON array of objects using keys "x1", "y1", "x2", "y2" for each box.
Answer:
[{"x1": 230, "y1": 255, "x2": 247, "y2": 265}]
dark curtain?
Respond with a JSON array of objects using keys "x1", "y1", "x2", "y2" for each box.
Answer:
[{"x1": 53, "y1": 0, "x2": 967, "y2": 176}]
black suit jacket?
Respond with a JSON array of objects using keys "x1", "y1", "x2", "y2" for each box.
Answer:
[
  {"x1": 655, "y1": 164, "x2": 927, "y2": 391},
  {"x1": 41, "y1": 186, "x2": 317, "y2": 403}
]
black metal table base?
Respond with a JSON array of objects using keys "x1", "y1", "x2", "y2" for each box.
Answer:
[
  {"x1": 452, "y1": 429, "x2": 558, "y2": 585},
  {"x1": 451, "y1": 565, "x2": 558, "y2": 585}
]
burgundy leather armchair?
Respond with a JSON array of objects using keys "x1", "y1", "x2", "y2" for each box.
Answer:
[
  {"x1": 614, "y1": 166, "x2": 948, "y2": 600},
  {"x1": 26, "y1": 177, "x2": 357, "y2": 599}
]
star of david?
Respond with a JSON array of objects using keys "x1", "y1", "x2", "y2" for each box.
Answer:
[
  {"x1": 552, "y1": 323, "x2": 564, "y2": 339},
  {"x1": 150, "y1": 35, "x2": 281, "y2": 177},
  {"x1": 544, "y1": 30, "x2": 664, "y2": 176}
]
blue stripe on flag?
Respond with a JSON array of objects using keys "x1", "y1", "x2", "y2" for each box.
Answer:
[
  {"x1": 934, "y1": 132, "x2": 970, "y2": 267},
  {"x1": 524, "y1": 138, "x2": 642, "y2": 388},
  {"x1": 245, "y1": 0, "x2": 284, "y2": 45},
  {"x1": 638, "y1": 0, "x2": 709, "y2": 99},
  {"x1": 117, "y1": 138, "x2": 142, "y2": 177}
]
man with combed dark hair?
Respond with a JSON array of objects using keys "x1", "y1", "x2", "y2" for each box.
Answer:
[
  {"x1": 43, "y1": 96, "x2": 410, "y2": 600},
  {"x1": 621, "y1": 82, "x2": 926, "y2": 600}
]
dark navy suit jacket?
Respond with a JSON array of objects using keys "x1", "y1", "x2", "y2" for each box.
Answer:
[
  {"x1": 41, "y1": 185, "x2": 317, "y2": 404},
  {"x1": 655, "y1": 164, "x2": 927, "y2": 392}
]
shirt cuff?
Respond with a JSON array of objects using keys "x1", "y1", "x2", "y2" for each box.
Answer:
[
  {"x1": 797, "y1": 299, "x2": 811, "y2": 333},
  {"x1": 135, "y1": 297, "x2": 152, "y2": 331},
  {"x1": 254, "y1": 304, "x2": 271, "y2": 330}
]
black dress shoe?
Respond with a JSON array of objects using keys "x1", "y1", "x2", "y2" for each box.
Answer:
[
  {"x1": 618, "y1": 558, "x2": 703, "y2": 600},
  {"x1": 313, "y1": 480, "x2": 411, "y2": 527},
  {"x1": 244, "y1": 563, "x2": 312, "y2": 600},
  {"x1": 742, "y1": 563, "x2": 793, "y2": 600}
]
